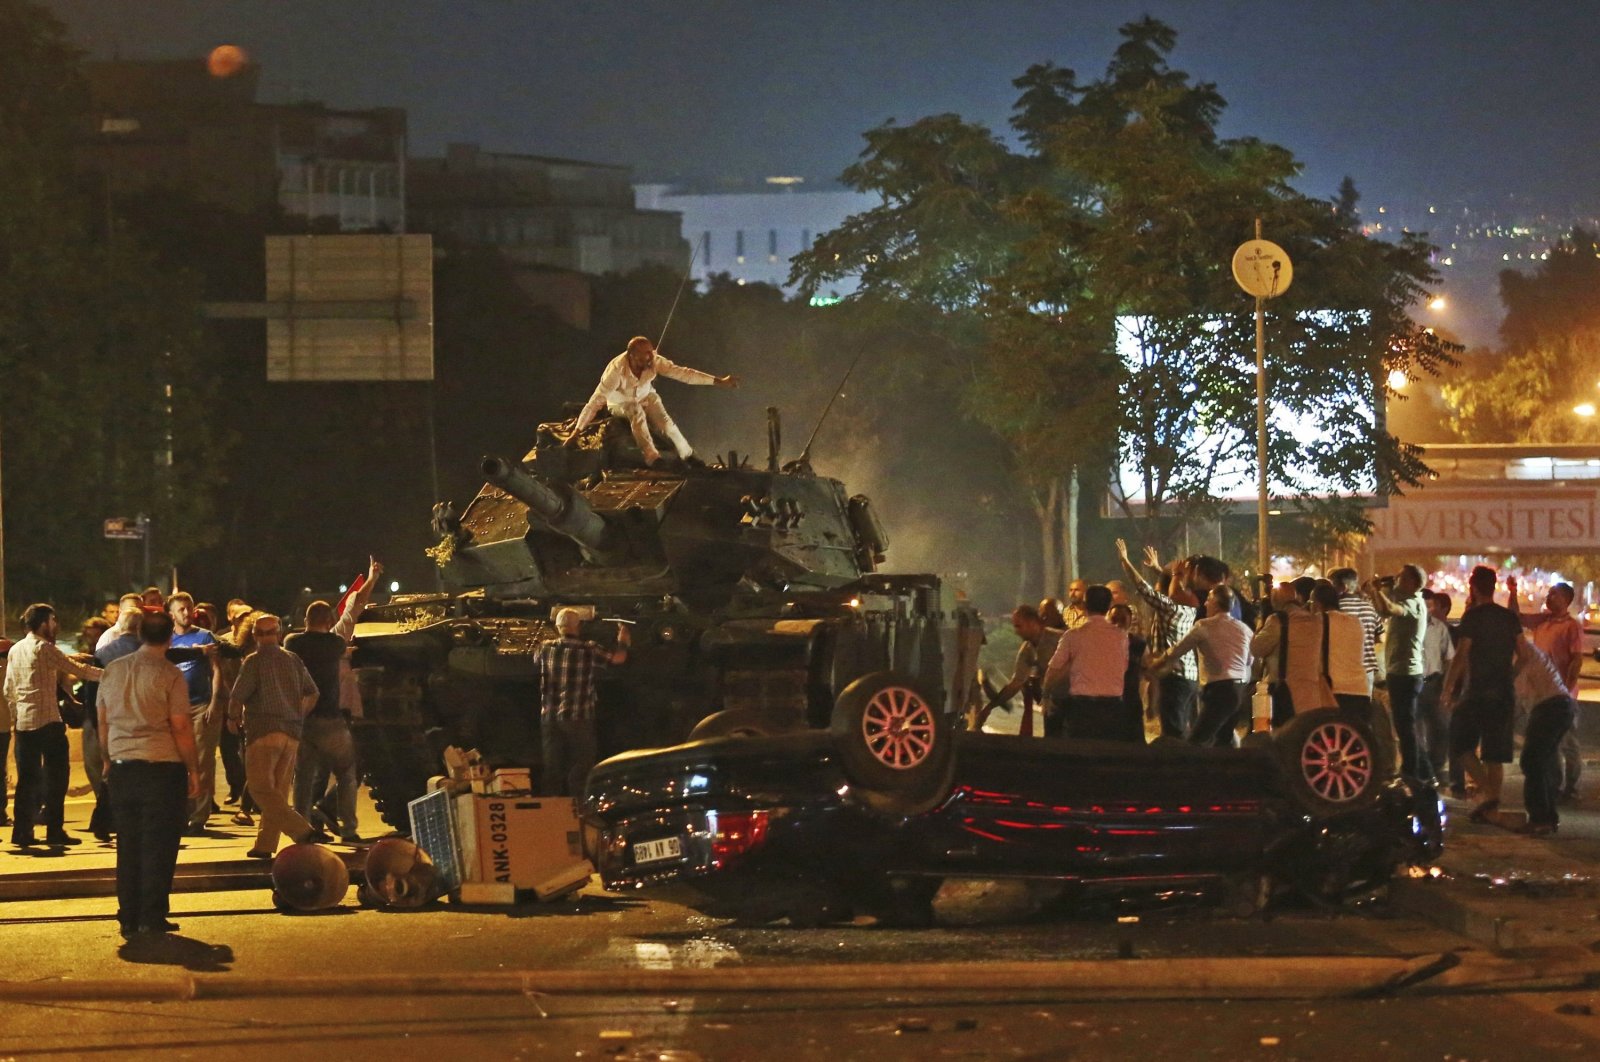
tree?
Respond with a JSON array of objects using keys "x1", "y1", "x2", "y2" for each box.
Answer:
[
  {"x1": 795, "y1": 18, "x2": 1451, "y2": 589},
  {"x1": 0, "y1": 0, "x2": 227, "y2": 614},
  {"x1": 1445, "y1": 228, "x2": 1600, "y2": 444}
]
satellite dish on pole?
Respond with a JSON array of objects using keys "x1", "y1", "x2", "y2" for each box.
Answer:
[{"x1": 1232, "y1": 239, "x2": 1293, "y2": 299}]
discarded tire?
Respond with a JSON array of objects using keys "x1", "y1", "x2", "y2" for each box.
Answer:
[
  {"x1": 271, "y1": 843, "x2": 350, "y2": 912},
  {"x1": 360, "y1": 838, "x2": 440, "y2": 908}
]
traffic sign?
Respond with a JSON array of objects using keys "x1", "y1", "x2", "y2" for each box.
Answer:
[
  {"x1": 1232, "y1": 239, "x2": 1293, "y2": 299},
  {"x1": 103, "y1": 517, "x2": 145, "y2": 541}
]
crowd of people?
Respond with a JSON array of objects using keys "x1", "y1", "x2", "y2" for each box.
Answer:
[
  {"x1": 984, "y1": 544, "x2": 1584, "y2": 838},
  {"x1": 0, "y1": 558, "x2": 382, "y2": 936}
]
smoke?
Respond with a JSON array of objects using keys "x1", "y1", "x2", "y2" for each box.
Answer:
[{"x1": 666, "y1": 303, "x2": 1027, "y2": 614}]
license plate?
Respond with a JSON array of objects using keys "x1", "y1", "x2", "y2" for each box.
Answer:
[{"x1": 632, "y1": 836, "x2": 683, "y2": 865}]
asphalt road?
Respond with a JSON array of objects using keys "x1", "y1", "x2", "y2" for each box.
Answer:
[{"x1": 1, "y1": 880, "x2": 1596, "y2": 1060}]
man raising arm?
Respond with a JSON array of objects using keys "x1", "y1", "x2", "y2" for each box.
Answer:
[{"x1": 571, "y1": 336, "x2": 739, "y2": 465}]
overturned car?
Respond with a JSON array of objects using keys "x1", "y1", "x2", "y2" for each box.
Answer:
[{"x1": 580, "y1": 681, "x2": 1445, "y2": 925}]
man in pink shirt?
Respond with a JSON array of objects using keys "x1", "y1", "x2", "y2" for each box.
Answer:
[
  {"x1": 1508, "y1": 576, "x2": 1583, "y2": 798},
  {"x1": 1042, "y1": 586, "x2": 1134, "y2": 742}
]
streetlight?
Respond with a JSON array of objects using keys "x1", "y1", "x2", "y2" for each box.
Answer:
[
  {"x1": 1574, "y1": 402, "x2": 1596, "y2": 418},
  {"x1": 1428, "y1": 296, "x2": 1447, "y2": 311},
  {"x1": 1388, "y1": 369, "x2": 1409, "y2": 390}
]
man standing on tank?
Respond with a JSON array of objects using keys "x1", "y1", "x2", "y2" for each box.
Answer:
[
  {"x1": 537, "y1": 609, "x2": 629, "y2": 796},
  {"x1": 570, "y1": 336, "x2": 740, "y2": 466}
]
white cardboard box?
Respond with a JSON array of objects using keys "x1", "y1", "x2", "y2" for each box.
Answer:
[{"x1": 453, "y1": 794, "x2": 591, "y2": 899}]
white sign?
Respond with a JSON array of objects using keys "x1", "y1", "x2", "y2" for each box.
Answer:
[
  {"x1": 1232, "y1": 239, "x2": 1293, "y2": 298},
  {"x1": 1366, "y1": 488, "x2": 1600, "y2": 552},
  {"x1": 265, "y1": 234, "x2": 434, "y2": 382}
]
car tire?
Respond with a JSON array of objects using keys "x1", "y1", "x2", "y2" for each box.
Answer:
[
  {"x1": 830, "y1": 671, "x2": 953, "y2": 816},
  {"x1": 1273, "y1": 708, "x2": 1384, "y2": 817},
  {"x1": 688, "y1": 709, "x2": 778, "y2": 741}
]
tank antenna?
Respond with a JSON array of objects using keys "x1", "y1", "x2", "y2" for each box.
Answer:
[
  {"x1": 794, "y1": 345, "x2": 866, "y2": 471},
  {"x1": 654, "y1": 238, "x2": 701, "y2": 353}
]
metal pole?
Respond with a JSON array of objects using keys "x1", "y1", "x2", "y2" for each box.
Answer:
[
  {"x1": 425, "y1": 382, "x2": 443, "y2": 592},
  {"x1": 1254, "y1": 217, "x2": 1269, "y2": 581},
  {"x1": 139, "y1": 513, "x2": 152, "y2": 590}
]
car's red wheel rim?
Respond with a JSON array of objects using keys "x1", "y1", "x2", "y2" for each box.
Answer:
[
  {"x1": 1300, "y1": 721, "x2": 1372, "y2": 802},
  {"x1": 860, "y1": 686, "x2": 936, "y2": 770}
]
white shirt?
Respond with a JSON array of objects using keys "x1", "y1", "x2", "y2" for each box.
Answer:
[
  {"x1": 1422, "y1": 615, "x2": 1454, "y2": 677},
  {"x1": 1515, "y1": 642, "x2": 1569, "y2": 713},
  {"x1": 1321, "y1": 610, "x2": 1370, "y2": 696},
  {"x1": 98, "y1": 648, "x2": 190, "y2": 762},
  {"x1": 1045, "y1": 614, "x2": 1128, "y2": 698},
  {"x1": 3, "y1": 632, "x2": 102, "y2": 732},
  {"x1": 574, "y1": 351, "x2": 715, "y2": 429},
  {"x1": 1168, "y1": 613, "x2": 1252, "y2": 685}
]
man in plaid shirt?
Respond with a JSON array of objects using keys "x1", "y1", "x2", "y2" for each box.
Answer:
[
  {"x1": 537, "y1": 608, "x2": 629, "y2": 796},
  {"x1": 1117, "y1": 540, "x2": 1199, "y2": 739}
]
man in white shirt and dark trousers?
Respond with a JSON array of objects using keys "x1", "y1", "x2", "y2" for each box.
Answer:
[
  {"x1": 1416, "y1": 590, "x2": 1455, "y2": 787},
  {"x1": 1515, "y1": 641, "x2": 1575, "y2": 835},
  {"x1": 97, "y1": 610, "x2": 202, "y2": 937},
  {"x1": 1042, "y1": 586, "x2": 1134, "y2": 742},
  {"x1": 571, "y1": 336, "x2": 739, "y2": 466},
  {"x1": 1370, "y1": 564, "x2": 1432, "y2": 779},
  {"x1": 1152, "y1": 585, "x2": 1253, "y2": 746},
  {"x1": 4, "y1": 604, "x2": 104, "y2": 846}
]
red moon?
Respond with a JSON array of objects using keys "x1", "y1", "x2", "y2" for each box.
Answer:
[{"x1": 206, "y1": 44, "x2": 249, "y2": 78}]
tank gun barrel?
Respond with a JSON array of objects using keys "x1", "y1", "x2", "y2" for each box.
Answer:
[{"x1": 482, "y1": 456, "x2": 626, "y2": 564}]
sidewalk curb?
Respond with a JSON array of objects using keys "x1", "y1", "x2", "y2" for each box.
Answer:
[
  {"x1": 1391, "y1": 878, "x2": 1526, "y2": 951},
  {"x1": 0, "y1": 851, "x2": 367, "y2": 902},
  {"x1": 1391, "y1": 877, "x2": 1600, "y2": 953}
]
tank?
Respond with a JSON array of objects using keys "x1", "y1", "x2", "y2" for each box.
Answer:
[{"x1": 350, "y1": 409, "x2": 984, "y2": 829}]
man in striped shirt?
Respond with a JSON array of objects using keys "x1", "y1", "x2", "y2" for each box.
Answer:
[
  {"x1": 537, "y1": 609, "x2": 629, "y2": 796},
  {"x1": 1117, "y1": 540, "x2": 1198, "y2": 739},
  {"x1": 1330, "y1": 568, "x2": 1383, "y2": 692}
]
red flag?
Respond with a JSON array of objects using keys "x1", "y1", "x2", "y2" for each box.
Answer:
[{"x1": 335, "y1": 573, "x2": 367, "y2": 620}]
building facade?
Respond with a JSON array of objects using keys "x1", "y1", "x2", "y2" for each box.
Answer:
[
  {"x1": 80, "y1": 59, "x2": 407, "y2": 232},
  {"x1": 409, "y1": 143, "x2": 685, "y2": 276},
  {"x1": 633, "y1": 185, "x2": 872, "y2": 299}
]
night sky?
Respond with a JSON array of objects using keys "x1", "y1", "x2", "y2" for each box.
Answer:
[{"x1": 41, "y1": 0, "x2": 1600, "y2": 211}]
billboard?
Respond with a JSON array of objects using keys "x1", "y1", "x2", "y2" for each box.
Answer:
[{"x1": 264, "y1": 234, "x2": 434, "y2": 381}]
